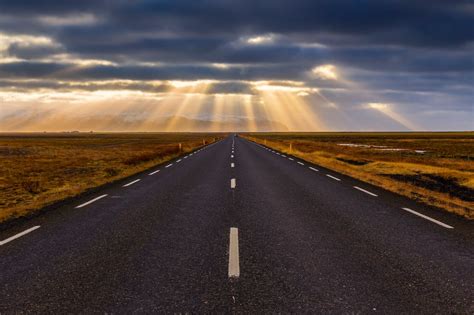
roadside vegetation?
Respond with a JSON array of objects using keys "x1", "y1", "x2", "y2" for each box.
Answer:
[
  {"x1": 0, "y1": 133, "x2": 224, "y2": 223},
  {"x1": 242, "y1": 132, "x2": 474, "y2": 219}
]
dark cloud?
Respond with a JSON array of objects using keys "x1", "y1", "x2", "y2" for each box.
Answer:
[
  {"x1": 0, "y1": 79, "x2": 173, "y2": 93},
  {"x1": 1, "y1": 0, "x2": 472, "y2": 47},
  {"x1": 6, "y1": 42, "x2": 63, "y2": 59},
  {"x1": 0, "y1": 61, "x2": 309, "y2": 81},
  {"x1": 0, "y1": 0, "x2": 108, "y2": 15}
]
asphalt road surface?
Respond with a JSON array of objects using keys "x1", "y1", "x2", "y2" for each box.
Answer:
[{"x1": 1, "y1": 135, "x2": 473, "y2": 313}]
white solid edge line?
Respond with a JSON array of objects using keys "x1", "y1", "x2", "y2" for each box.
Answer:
[
  {"x1": 231, "y1": 178, "x2": 236, "y2": 189},
  {"x1": 354, "y1": 186, "x2": 378, "y2": 197},
  {"x1": 123, "y1": 179, "x2": 141, "y2": 187},
  {"x1": 309, "y1": 167, "x2": 319, "y2": 172},
  {"x1": 297, "y1": 161, "x2": 304, "y2": 165},
  {"x1": 402, "y1": 208, "x2": 454, "y2": 229},
  {"x1": 76, "y1": 194, "x2": 108, "y2": 208},
  {"x1": 0, "y1": 226, "x2": 41, "y2": 246},
  {"x1": 148, "y1": 170, "x2": 160, "y2": 176},
  {"x1": 165, "y1": 163, "x2": 173, "y2": 168},
  {"x1": 231, "y1": 163, "x2": 235, "y2": 168},
  {"x1": 326, "y1": 174, "x2": 341, "y2": 181},
  {"x1": 228, "y1": 227, "x2": 240, "y2": 278}
]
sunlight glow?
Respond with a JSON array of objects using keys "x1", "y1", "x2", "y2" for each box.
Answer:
[
  {"x1": 257, "y1": 88, "x2": 326, "y2": 131},
  {"x1": 366, "y1": 102, "x2": 419, "y2": 130},
  {"x1": 253, "y1": 81, "x2": 316, "y2": 94},
  {"x1": 168, "y1": 80, "x2": 216, "y2": 89},
  {"x1": 246, "y1": 34, "x2": 275, "y2": 45},
  {"x1": 311, "y1": 64, "x2": 338, "y2": 80},
  {"x1": 164, "y1": 81, "x2": 212, "y2": 131},
  {"x1": 0, "y1": 33, "x2": 58, "y2": 49},
  {"x1": 212, "y1": 63, "x2": 230, "y2": 69}
]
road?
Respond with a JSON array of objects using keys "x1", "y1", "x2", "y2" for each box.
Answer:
[{"x1": 0, "y1": 135, "x2": 473, "y2": 313}]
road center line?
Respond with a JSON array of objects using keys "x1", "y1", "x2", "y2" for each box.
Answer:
[
  {"x1": 326, "y1": 174, "x2": 341, "y2": 181},
  {"x1": 75, "y1": 194, "x2": 108, "y2": 208},
  {"x1": 402, "y1": 208, "x2": 453, "y2": 229},
  {"x1": 165, "y1": 163, "x2": 173, "y2": 168},
  {"x1": 123, "y1": 179, "x2": 141, "y2": 187},
  {"x1": 297, "y1": 161, "x2": 304, "y2": 165},
  {"x1": 354, "y1": 186, "x2": 378, "y2": 197},
  {"x1": 0, "y1": 226, "x2": 41, "y2": 246},
  {"x1": 309, "y1": 167, "x2": 319, "y2": 172},
  {"x1": 231, "y1": 178, "x2": 236, "y2": 188},
  {"x1": 228, "y1": 227, "x2": 240, "y2": 278},
  {"x1": 148, "y1": 170, "x2": 160, "y2": 176}
]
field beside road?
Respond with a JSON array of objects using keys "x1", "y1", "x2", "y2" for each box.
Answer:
[
  {"x1": 242, "y1": 132, "x2": 474, "y2": 219},
  {"x1": 0, "y1": 132, "x2": 224, "y2": 223}
]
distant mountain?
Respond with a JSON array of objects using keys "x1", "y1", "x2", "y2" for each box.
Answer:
[{"x1": 156, "y1": 116, "x2": 289, "y2": 132}]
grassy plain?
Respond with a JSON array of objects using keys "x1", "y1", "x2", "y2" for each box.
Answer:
[
  {"x1": 0, "y1": 133, "x2": 224, "y2": 223},
  {"x1": 243, "y1": 132, "x2": 474, "y2": 219}
]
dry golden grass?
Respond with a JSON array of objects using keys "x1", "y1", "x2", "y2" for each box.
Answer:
[
  {"x1": 242, "y1": 132, "x2": 474, "y2": 219},
  {"x1": 0, "y1": 132, "x2": 225, "y2": 223}
]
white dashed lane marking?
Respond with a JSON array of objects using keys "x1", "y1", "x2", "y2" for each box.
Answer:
[
  {"x1": 402, "y1": 208, "x2": 453, "y2": 229},
  {"x1": 76, "y1": 194, "x2": 108, "y2": 208},
  {"x1": 326, "y1": 174, "x2": 341, "y2": 181},
  {"x1": 354, "y1": 186, "x2": 378, "y2": 197},
  {"x1": 148, "y1": 170, "x2": 160, "y2": 176},
  {"x1": 231, "y1": 178, "x2": 236, "y2": 188},
  {"x1": 228, "y1": 227, "x2": 240, "y2": 278},
  {"x1": 123, "y1": 179, "x2": 141, "y2": 187},
  {"x1": 0, "y1": 226, "x2": 41, "y2": 246},
  {"x1": 250, "y1": 140, "x2": 455, "y2": 232}
]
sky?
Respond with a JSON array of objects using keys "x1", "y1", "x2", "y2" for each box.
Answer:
[{"x1": 0, "y1": 0, "x2": 472, "y2": 132}]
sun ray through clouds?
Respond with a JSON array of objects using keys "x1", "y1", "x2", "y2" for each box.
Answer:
[{"x1": 164, "y1": 81, "x2": 212, "y2": 131}]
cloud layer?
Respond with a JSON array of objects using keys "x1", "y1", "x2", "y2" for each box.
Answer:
[{"x1": 0, "y1": 0, "x2": 473, "y2": 131}]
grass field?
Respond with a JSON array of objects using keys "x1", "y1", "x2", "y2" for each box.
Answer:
[
  {"x1": 242, "y1": 132, "x2": 474, "y2": 219},
  {"x1": 0, "y1": 133, "x2": 224, "y2": 223}
]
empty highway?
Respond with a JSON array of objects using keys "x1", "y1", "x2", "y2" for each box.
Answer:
[{"x1": 0, "y1": 135, "x2": 473, "y2": 313}]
